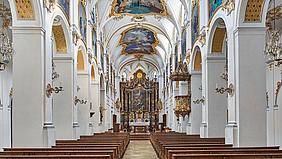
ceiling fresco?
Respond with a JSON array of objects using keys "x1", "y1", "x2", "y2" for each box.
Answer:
[
  {"x1": 208, "y1": 0, "x2": 223, "y2": 19},
  {"x1": 111, "y1": 0, "x2": 168, "y2": 16},
  {"x1": 120, "y1": 27, "x2": 159, "y2": 54}
]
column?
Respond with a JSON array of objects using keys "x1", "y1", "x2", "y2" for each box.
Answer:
[
  {"x1": 234, "y1": 27, "x2": 266, "y2": 146},
  {"x1": 89, "y1": 80, "x2": 99, "y2": 133},
  {"x1": 205, "y1": 56, "x2": 227, "y2": 138},
  {"x1": 77, "y1": 73, "x2": 90, "y2": 135},
  {"x1": 0, "y1": 62, "x2": 12, "y2": 149},
  {"x1": 265, "y1": 62, "x2": 274, "y2": 146},
  {"x1": 275, "y1": 68, "x2": 282, "y2": 148},
  {"x1": 12, "y1": 27, "x2": 47, "y2": 147},
  {"x1": 115, "y1": 75, "x2": 121, "y2": 124},
  {"x1": 190, "y1": 71, "x2": 202, "y2": 134},
  {"x1": 52, "y1": 57, "x2": 75, "y2": 139}
]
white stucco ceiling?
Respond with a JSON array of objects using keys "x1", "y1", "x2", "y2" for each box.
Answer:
[{"x1": 93, "y1": 0, "x2": 187, "y2": 75}]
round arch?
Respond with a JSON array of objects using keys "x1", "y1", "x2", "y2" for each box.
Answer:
[
  {"x1": 236, "y1": 0, "x2": 270, "y2": 27},
  {"x1": 207, "y1": 17, "x2": 229, "y2": 56},
  {"x1": 49, "y1": 8, "x2": 71, "y2": 55},
  {"x1": 191, "y1": 46, "x2": 202, "y2": 72},
  {"x1": 9, "y1": 0, "x2": 43, "y2": 27},
  {"x1": 75, "y1": 44, "x2": 88, "y2": 72}
]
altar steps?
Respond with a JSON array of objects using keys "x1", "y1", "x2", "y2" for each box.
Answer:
[{"x1": 130, "y1": 133, "x2": 150, "y2": 140}]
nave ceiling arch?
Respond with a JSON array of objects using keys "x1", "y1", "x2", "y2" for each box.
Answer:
[{"x1": 93, "y1": 0, "x2": 186, "y2": 76}]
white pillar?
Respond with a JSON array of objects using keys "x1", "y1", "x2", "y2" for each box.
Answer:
[
  {"x1": 266, "y1": 63, "x2": 274, "y2": 146},
  {"x1": 77, "y1": 73, "x2": 90, "y2": 135},
  {"x1": 190, "y1": 71, "x2": 202, "y2": 134},
  {"x1": 115, "y1": 75, "x2": 121, "y2": 124},
  {"x1": 205, "y1": 56, "x2": 227, "y2": 138},
  {"x1": 0, "y1": 62, "x2": 12, "y2": 150},
  {"x1": 12, "y1": 27, "x2": 47, "y2": 147},
  {"x1": 52, "y1": 57, "x2": 75, "y2": 139},
  {"x1": 89, "y1": 81, "x2": 99, "y2": 133},
  {"x1": 276, "y1": 67, "x2": 282, "y2": 148},
  {"x1": 234, "y1": 27, "x2": 267, "y2": 146}
]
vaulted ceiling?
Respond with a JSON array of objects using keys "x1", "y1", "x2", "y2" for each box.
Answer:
[{"x1": 91, "y1": 0, "x2": 188, "y2": 77}]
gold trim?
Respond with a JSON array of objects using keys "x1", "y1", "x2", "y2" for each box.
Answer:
[
  {"x1": 110, "y1": 0, "x2": 169, "y2": 17},
  {"x1": 194, "y1": 50, "x2": 202, "y2": 71},
  {"x1": 119, "y1": 26, "x2": 159, "y2": 55},
  {"x1": 15, "y1": 0, "x2": 35, "y2": 20},
  {"x1": 211, "y1": 28, "x2": 226, "y2": 53},
  {"x1": 77, "y1": 49, "x2": 85, "y2": 71},
  {"x1": 244, "y1": 0, "x2": 264, "y2": 22},
  {"x1": 175, "y1": 95, "x2": 191, "y2": 117},
  {"x1": 52, "y1": 25, "x2": 67, "y2": 53}
]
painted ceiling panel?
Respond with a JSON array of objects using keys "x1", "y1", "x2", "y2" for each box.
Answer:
[
  {"x1": 111, "y1": 0, "x2": 168, "y2": 16},
  {"x1": 120, "y1": 27, "x2": 158, "y2": 54}
]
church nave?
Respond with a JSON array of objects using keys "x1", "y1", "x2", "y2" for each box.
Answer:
[{"x1": 0, "y1": 0, "x2": 282, "y2": 158}]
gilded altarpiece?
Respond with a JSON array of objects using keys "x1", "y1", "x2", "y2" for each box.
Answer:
[{"x1": 120, "y1": 70, "x2": 159, "y2": 132}]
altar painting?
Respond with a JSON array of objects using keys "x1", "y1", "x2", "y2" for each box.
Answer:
[
  {"x1": 111, "y1": 0, "x2": 167, "y2": 16},
  {"x1": 121, "y1": 27, "x2": 158, "y2": 54},
  {"x1": 58, "y1": 0, "x2": 69, "y2": 20},
  {"x1": 208, "y1": 0, "x2": 223, "y2": 18},
  {"x1": 191, "y1": 1, "x2": 199, "y2": 45},
  {"x1": 132, "y1": 87, "x2": 147, "y2": 112},
  {"x1": 120, "y1": 70, "x2": 160, "y2": 132}
]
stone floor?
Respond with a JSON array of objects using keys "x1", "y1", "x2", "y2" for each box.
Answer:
[{"x1": 123, "y1": 140, "x2": 159, "y2": 159}]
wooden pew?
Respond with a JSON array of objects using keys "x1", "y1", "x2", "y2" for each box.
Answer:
[
  {"x1": 4, "y1": 148, "x2": 118, "y2": 159},
  {"x1": 150, "y1": 132, "x2": 282, "y2": 159},
  {"x1": 0, "y1": 154, "x2": 111, "y2": 159},
  {"x1": 0, "y1": 150, "x2": 115, "y2": 159},
  {"x1": 1, "y1": 132, "x2": 130, "y2": 159},
  {"x1": 164, "y1": 146, "x2": 280, "y2": 159},
  {"x1": 172, "y1": 153, "x2": 282, "y2": 159},
  {"x1": 168, "y1": 149, "x2": 282, "y2": 159}
]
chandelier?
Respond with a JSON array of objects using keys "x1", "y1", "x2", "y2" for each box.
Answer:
[
  {"x1": 0, "y1": 5, "x2": 13, "y2": 65},
  {"x1": 265, "y1": 0, "x2": 282, "y2": 66}
]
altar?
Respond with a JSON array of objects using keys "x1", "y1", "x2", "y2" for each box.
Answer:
[
  {"x1": 119, "y1": 70, "x2": 160, "y2": 132},
  {"x1": 129, "y1": 120, "x2": 150, "y2": 133}
]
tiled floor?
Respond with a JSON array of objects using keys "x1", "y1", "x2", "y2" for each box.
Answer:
[{"x1": 123, "y1": 140, "x2": 159, "y2": 159}]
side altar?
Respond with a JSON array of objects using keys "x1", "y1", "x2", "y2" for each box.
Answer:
[{"x1": 120, "y1": 70, "x2": 161, "y2": 132}]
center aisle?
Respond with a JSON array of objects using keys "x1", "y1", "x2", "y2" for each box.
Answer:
[{"x1": 123, "y1": 140, "x2": 159, "y2": 159}]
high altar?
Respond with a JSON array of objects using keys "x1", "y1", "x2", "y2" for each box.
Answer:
[{"x1": 120, "y1": 70, "x2": 160, "y2": 132}]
